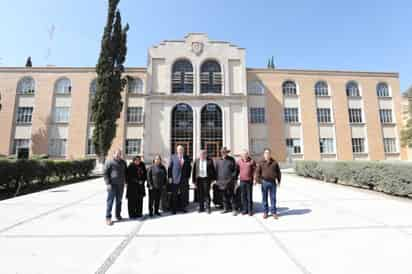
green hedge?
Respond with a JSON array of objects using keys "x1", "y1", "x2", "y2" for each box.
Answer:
[
  {"x1": 0, "y1": 159, "x2": 96, "y2": 194},
  {"x1": 295, "y1": 160, "x2": 412, "y2": 198}
]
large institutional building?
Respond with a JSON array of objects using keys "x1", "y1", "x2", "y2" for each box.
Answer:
[{"x1": 0, "y1": 33, "x2": 408, "y2": 162}]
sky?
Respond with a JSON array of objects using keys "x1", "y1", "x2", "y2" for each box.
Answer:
[{"x1": 0, "y1": 0, "x2": 411, "y2": 91}]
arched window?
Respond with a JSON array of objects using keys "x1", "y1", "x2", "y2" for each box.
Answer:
[
  {"x1": 171, "y1": 60, "x2": 193, "y2": 93},
  {"x1": 346, "y1": 81, "x2": 360, "y2": 97},
  {"x1": 55, "y1": 77, "x2": 72, "y2": 95},
  {"x1": 247, "y1": 80, "x2": 265, "y2": 95},
  {"x1": 201, "y1": 103, "x2": 223, "y2": 158},
  {"x1": 200, "y1": 60, "x2": 222, "y2": 93},
  {"x1": 282, "y1": 81, "x2": 297, "y2": 96},
  {"x1": 171, "y1": 103, "x2": 193, "y2": 158},
  {"x1": 90, "y1": 79, "x2": 97, "y2": 97},
  {"x1": 17, "y1": 77, "x2": 35, "y2": 95},
  {"x1": 128, "y1": 77, "x2": 144, "y2": 94},
  {"x1": 377, "y1": 82, "x2": 390, "y2": 97},
  {"x1": 315, "y1": 81, "x2": 329, "y2": 96}
]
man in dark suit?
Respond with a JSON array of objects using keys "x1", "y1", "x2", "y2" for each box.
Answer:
[
  {"x1": 215, "y1": 147, "x2": 239, "y2": 215},
  {"x1": 192, "y1": 150, "x2": 216, "y2": 214},
  {"x1": 168, "y1": 145, "x2": 192, "y2": 214}
]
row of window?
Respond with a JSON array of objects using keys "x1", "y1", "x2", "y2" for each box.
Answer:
[
  {"x1": 284, "y1": 137, "x2": 398, "y2": 155},
  {"x1": 248, "y1": 80, "x2": 391, "y2": 98},
  {"x1": 12, "y1": 137, "x2": 398, "y2": 156}
]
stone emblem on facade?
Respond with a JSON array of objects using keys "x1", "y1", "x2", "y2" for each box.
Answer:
[{"x1": 191, "y1": 41, "x2": 204, "y2": 56}]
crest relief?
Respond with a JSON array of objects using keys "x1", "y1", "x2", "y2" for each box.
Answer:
[{"x1": 191, "y1": 42, "x2": 204, "y2": 56}]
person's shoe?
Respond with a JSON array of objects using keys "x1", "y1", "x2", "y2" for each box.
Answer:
[
  {"x1": 273, "y1": 214, "x2": 279, "y2": 220},
  {"x1": 207, "y1": 208, "x2": 212, "y2": 214},
  {"x1": 221, "y1": 209, "x2": 232, "y2": 214},
  {"x1": 233, "y1": 211, "x2": 239, "y2": 216},
  {"x1": 181, "y1": 209, "x2": 187, "y2": 213},
  {"x1": 155, "y1": 212, "x2": 162, "y2": 216},
  {"x1": 149, "y1": 212, "x2": 154, "y2": 217},
  {"x1": 116, "y1": 216, "x2": 123, "y2": 222},
  {"x1": 241, "y1": 212, "x2": 248, "y2": 215},
  {"x1": 198, "y1": 208, "x2": 204, "y2": 213},
  {"x1": 249, "y1": 212, "x2": 254, "y2": 217},
  {"x1": 172, "y1": 211, "x2": 177, "y2": 215},
  {"x1": 263, "y1": 213, "x2": 268, "y2": 219},
  {"x1": 106, "y1": 219, "x2": 113, "y2": 226}
]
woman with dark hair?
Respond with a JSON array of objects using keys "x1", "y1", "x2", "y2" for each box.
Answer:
[
  {"x1": 126, "y1": 156, "x2": 147, "y2": 218},
  {"x1": 147, "y1": 154, "x2": 167, "y2": 217}
]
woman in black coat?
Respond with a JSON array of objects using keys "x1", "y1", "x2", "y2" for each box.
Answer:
[
  {"x1": 126, "y1": 156, "x2": 147, "y2": 218},
  {"x1": 147, "y1": 154, "x2": 167, "y2": 217}
]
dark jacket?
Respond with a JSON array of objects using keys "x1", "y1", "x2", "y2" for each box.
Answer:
[
  {"x1": 192, "y1": 157, "x2": 216, "y2": 184},
  {"x1": 168, "y1": 154, "x2": 192, "y2": 184},
  {"x1": 126, "y1": 162, "x2": 147, "y2": 198},
  {"x1": 215, "y1": 155, "x2": 238, "y2": 190},
  {"x1": 104, "y1": 158, "x2": 127, "y2": 185},
  {"x1": 255, "y1": 158, "x2": 281, "y2": 184},
  {"x1": 147, "y1": 164, "x2": 168, "y2": 190}
]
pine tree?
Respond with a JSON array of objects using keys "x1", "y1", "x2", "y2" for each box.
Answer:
[
  {"x1": 401, "y1": 87, "x2": 412, "y2": 148},
  {"x1": 91, "y1": 0, "x2": 129, "y2": 161},
  {"x1": 25, "y1": 56, "x2": 32, "y2": 67},
  {"x1": 271, "y1": 56, "x2": 275, "y2": 69}
]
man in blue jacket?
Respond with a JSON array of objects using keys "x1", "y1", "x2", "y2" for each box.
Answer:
[{"x1": 168, "y1": 145, "x2": 192, "y2": 214}]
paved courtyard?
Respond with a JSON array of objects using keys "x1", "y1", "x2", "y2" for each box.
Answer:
[{"x1": 0, "y1": 172, "x2": 412, "y2": 274}]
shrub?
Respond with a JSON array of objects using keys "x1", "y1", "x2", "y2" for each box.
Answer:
[
  {"x1": 294, "y1": 160, "x2": 412, "y2": 198},
  {"x1": 0, "y1": 158, "x2": 96, "y2": 193}
]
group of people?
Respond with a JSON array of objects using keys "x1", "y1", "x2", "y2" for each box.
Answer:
[{"x1": 103, "y1": 145, "x2": 281, "y2": 226}]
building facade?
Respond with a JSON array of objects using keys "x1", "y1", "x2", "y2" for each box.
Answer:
[{"x1": 0, "y1": 33, "x2": 408, "y2": 162}]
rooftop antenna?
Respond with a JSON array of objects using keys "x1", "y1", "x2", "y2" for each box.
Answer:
[{"x1": 45, "y1": 24, "x2": 56, "y2": 65}]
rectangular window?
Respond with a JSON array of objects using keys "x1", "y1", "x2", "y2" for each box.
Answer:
[
  {"x1": 284, "y1": 108, "x2": 299, "y2": 123},
  {"x1": 16, "y1": 107, "x2": 33, "y2": 124},
  {"x1": 319, "y1": 138, "x2": 335, "y2": 154},
  {"x1": 383, "y1": 138, "x2": 397, "y2": 153},
  {"x1": 352, "y1": 138, "x2": 365, "y2": 153},
  {"x1": 348, "y1": 108, "x2": 363, "y2": 123},
  {"x1": 127, "y1": 107, "x2": 144, "y2": 123},
  {"x1": 12, "y1": 139, "x2": 30, "y2": 155},
  {"x1": 251, "y1": 138, "x2": 267, "y2": 155},
  {"x1": 250, "y1": 108, "x2": 265, "y2": 124},
  {"x1": 87, "y1": 139, "x2": 95, "y2": 155},
  {"x1": 286, "y1": 138, "x2": 302, "y2": 154},
  {"x1": 53, "y1": 107, "x2": 70, "y2": 123},
  {"x1": 379, "y1": 109, "x2": 393, "y2": 123},
  {"x1": 48, "y1": 138, "x2": 67, "y2": 157},
  {"x1": 317, "y1": 108, "x2": 332, "y2": 123},
  {"x1": 126, "y1": 139, "x2": 141, "y2": 156}
]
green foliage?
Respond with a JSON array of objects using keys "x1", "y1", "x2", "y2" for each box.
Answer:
[
  {"x1": 91, "y1": 0, "x2": 129, "y2": 159},
  {"x1": 267, "y1": 56, "x2": 275, "y2": 69},
  {"x1": 0, "y1": 159, "x2": 96, "y2": 194},
  {"x1": 295, "y1": 160, "x2": 412, "y2": 198},
  {"x1": 401, "y1": 87, "x2": 412, "y2": 147}
]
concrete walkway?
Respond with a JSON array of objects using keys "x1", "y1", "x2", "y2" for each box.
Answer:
[{"x1": 1, "y1": 174, "x2": 412, "y2": 274}]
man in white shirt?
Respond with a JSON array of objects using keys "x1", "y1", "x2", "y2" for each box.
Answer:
[{"x1": 192, "y1": 150, "x2": 216, "y2": 213}]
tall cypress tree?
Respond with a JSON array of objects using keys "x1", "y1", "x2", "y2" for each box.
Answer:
[
  {"x1": 401, "y1": 87, "x2": 412, "y2": 148},
  {"x1": 91, "y1": 0, "x2": 129, "y2": 161}
]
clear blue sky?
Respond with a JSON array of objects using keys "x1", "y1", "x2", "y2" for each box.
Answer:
[{"x1": 1, "y1": 0, "x2": 411, "y2": 91}]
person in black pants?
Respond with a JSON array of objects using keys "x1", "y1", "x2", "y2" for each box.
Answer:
[
  {"x1": 126, "y1": 156, "x2": 147, "y2": 219},
  {"x1": 192, "y1": 150, "x2": 216, "y2": 214},
  {"x1": 147, "y1": 154, "x2": 167, "y2": 217}
]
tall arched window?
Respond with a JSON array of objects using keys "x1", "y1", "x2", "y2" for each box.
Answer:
[
  {"x1": 171, "y1": 60, "x2": 193, "y2": 93},
  {"x1": 55, "y1": 77, "x2": 72, "y2": 95},
  {"x1": 315, "y1": 81, "x2": 329, "y2": 96},
  {"x1": 377, "y1": 82, "x2": 390, "y2": 97},
  {"x1": 346, "y1": 81, "x2": 360, "y2": 97},
  {"x1": 171, "y1": 103, "x2": 193, "y2": 158},
  {"x1": 201, "y1": 103, "x2": 223, "y2": 158},
  {"x1": 200, "y1": 60, "x2": 222, "y2": 93},
  {"x1": 17, "y1": 77, "x2": 35, "y2": 95},
  {"x1": 128, "y1": 77, "x2": 144, "y2": 94},
  {"x1": 282, "y1": 81, "x2": 297, "y2": 96}
]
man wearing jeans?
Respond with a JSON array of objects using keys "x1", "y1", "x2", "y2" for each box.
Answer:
[
  {"x1": 236, "y1": 149, "x2": 256, "y2": 216},
  {"x1": 104, "y1": 149, "x2": 127, "y2": 226},
  {"x1": 255, "y1": 148, "x2": 282, "y2": 219}
]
